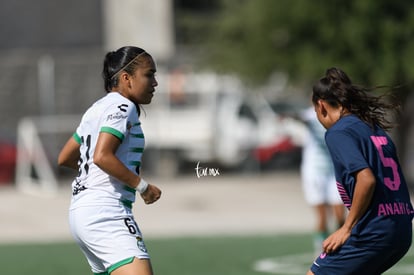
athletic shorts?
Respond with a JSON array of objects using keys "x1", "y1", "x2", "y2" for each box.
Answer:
[
  {"x1": 69, "y1": 204, "x2": 150, "y2": 274},
  {"x1": 310, "y1": 233, "x2": 412, "y2": 275},
  {"x1": 301, "y1": 167, "x2": 342, "y2": 206}
]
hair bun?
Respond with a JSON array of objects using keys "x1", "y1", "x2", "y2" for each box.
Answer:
[{"x1": 326, "y1": 67, "x2": 352, "y2": 85}]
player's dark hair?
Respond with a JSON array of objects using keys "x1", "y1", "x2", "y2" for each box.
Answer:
[
  {"x1": 102, "y1": 46, "x2": 150, "y2": 92},
  {"x1": 312, "y1": 67, "x2": 400, "y2": 131}
]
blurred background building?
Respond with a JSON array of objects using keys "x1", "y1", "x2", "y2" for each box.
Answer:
[
  {"x1": 0, "y1": 0, "x2": 412, "y2": 188},
  {"x1": 0, "y1": 0, "x2": 174, "y2": 122},
  {"x1": 0, "y1": 0, "x2": 306, "y2": 187}
]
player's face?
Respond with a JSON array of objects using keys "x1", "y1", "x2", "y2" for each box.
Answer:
[{"x1": 128, "y1": 56, "x2": 158, "y2": 105}]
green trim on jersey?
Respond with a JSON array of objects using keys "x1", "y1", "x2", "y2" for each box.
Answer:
[
  {"x1": 100, "y1": 126, "x2": 125, "y2": 141},
  {"x1": 73, "y1": 132, "x2": 82, "y2": 144},
  {"x1": 108, "y1": 256, "x2": 135, "y2": 274},
  {"x1": 121, "y1": 199, "x2": 133, "y2": 208},
  {"x1": 123, "y1": 185, "x2": 136, "y2": 194},
  {"x1": 122, "y1": 186, "x2": 135, "y2": 208},
  {"x1": 93, "y1": 272, "x2": 108, "y2": 275},
  {"x1": 128, "y1": 161, "x2": 142, "y2": 167},
  {"x1": 130, "y1": 133, "x2": 144, "y2": 138},
  {"x1": 129, "y1": 147, "x2": 144, "y2": 153}
]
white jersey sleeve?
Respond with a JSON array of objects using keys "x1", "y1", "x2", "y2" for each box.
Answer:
[{"x1": 71, "y1": 92, "x2": 144, "y2": 209}]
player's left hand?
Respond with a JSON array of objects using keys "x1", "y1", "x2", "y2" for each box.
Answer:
[
  {"x1": 322, "y1": 226, "x2": 351, "y2": 254},
  {"x1": 140, "y1": 184, "x2": 161, "y2": 204}
]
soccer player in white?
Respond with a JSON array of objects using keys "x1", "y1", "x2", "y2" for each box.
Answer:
[
  {"x1": 300, "y1": 107, "x2": 345, "y2": 255},
  {"x1": 58, "y1": 46, "x2": 161, "y2": 275}
]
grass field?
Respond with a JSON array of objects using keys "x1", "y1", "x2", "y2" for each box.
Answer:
[{"x1": 0, "y1": 233, "x2": 413, "y2": 275}]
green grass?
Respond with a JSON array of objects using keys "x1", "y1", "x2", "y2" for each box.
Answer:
[
  {"x1": 0, "y1": 234, "x2": 412, "y2": 275},
  {"x1": 149, "y1": 233, "x2": 312, "y2": 275}
]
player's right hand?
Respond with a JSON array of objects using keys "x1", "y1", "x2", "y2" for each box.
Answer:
[
  {"x1": 322, "y1": 226, "x2": 351, "y2": 254},
  {"x1": 140, "y1": 184, "x2": 161, "y2": 204}
]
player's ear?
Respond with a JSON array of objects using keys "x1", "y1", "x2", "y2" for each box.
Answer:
[
  {"x1": 119, "y1": 71, "x2": 129, "y2": 81},
  {"x1": 119, "y1": 72, "x2": 132, "y2": 88},
  {"x1": 318, "y1": 100, "x2": 328, "y2": 117}
]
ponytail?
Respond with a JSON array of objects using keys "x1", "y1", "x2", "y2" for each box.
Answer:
[{"x1": 312, "y1": 67, "x2": 400, "y2": 130}]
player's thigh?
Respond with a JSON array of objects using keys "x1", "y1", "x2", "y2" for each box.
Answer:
[
  {"x1": 111, "y1": 257, "x2": 153, "y2": 275},
  {"x1": 311, "y1": 243, "x2": 398, "y2": 275},
  {"x1": 375, "y1": 242, "x2": 411, "y2": 274}
]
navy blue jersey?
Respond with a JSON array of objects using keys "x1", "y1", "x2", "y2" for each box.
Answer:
[{"x1": 325, "y1": 115, "x2": 413, "y2": 246}]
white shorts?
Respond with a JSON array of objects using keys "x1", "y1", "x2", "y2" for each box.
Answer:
[
  {"x1": 301, "y1": 166, "x2": 342, "y2": 206},
  {"x1": 69, "y1": 204, "x2": 149, "y2": 274}
]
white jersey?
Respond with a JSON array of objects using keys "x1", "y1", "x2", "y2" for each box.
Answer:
[
  {"x1": 300, "y1": 107, "x2": 333, "y2": 172},
  {"x1": 300, "y1": 107, "x2": 341, "y2": 205},
  {"x1": 70, "y1": 92, "x2": 144, "y2": 209}
]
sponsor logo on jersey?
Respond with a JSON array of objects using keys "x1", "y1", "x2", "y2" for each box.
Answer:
[
  {"x1": 118, "y1": 104, "x2": 128, "y2": 112},
  {"x1": 106, "y1": 111, "x2": 128, "y2": 121}
]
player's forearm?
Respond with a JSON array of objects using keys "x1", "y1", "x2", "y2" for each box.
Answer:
[
  {"x1": 58, "y1": 154, "x2": 78, "y2": 169},
  {"x1": 343, "y1": 168, "x2": 376, "y2": 231},
  {"x1": 58, "y1": 137, "x2": 80, "y2": 170},
  {"x1": 93, "y1": 153, "x2": 140, "y2": 189}
]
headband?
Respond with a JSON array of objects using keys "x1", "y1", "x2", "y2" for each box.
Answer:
[{"x1": 110, "y1": 51, "x2": 147, "y2": 80}]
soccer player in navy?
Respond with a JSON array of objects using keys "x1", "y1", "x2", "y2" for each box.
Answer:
[{"x1": 307, "y1": 67, "x2": 413, "y2": 275}]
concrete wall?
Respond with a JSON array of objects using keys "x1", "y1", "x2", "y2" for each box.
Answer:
[
  {"x1": 103, "y1": 0, "x2": 175, "y2": 62},
  {"x1": 0, "y1": 0, "x2": 103, "y2": 49}
]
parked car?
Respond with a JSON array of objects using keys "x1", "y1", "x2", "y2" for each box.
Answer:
[
  {"x1": 139, "y1": 71, "x2": 300, "y2": 176},
  {"x1": 252, "y1": 99, "x2": 308, "y2": 170},
  {"x1": 0, "y1": 138, "x2": 17, "y2": 184}
]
